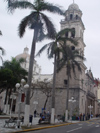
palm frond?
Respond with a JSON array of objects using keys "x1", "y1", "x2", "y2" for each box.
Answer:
[
  {"x1": 57, "y1": 58, "x2": 65, "y2": 72},
  {"x1": 8, "y1": 1, "x2": 34, "y2": 13},
  {"x1": 36, "y1": 26, "x2": 47, "y2": 42},
  {"x1": 57, "y1": 45, "x2": 85, "y2": 78},
  {"x1": 74, "y1": 54, "x2": 86, "y2": 61},
  {"x1": 41, "y1": 13, "x2": 56, "y2": 39},
  {"x1": 40, "y1": 2, "x2": 64, "y2": 15},
  {"x1": 73, "y1": 60, "x2": 81, "y2": 72},
  {"x1": 47, "y1": 43, "x2": 55, "y2": 59},
  {"x1": 0, "y1": 47, "x2": 5, "y2": 55},
  {"x1": 57, "y1": 28, "x2": 74, "y2": 37},
  {"x1": 18, "y1": 12, "x2": 35, "y2": 37},
  {"x1": 36, "y1": 42, "x2": 53, "y2": 57}
]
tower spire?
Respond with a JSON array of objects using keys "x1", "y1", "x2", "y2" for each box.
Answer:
[{"x1": 73, "y1": 0, "x2": 75, "y2": 3}]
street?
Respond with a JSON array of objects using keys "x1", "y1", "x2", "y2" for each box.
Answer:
[{"x1": 25, "y1": 119, "x2": 100, "y2": 133}]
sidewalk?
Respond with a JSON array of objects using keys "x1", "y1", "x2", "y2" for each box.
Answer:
[
  {"x1": 0, "y1": 116, "x2": 99, "y2": 133},
  {"x1": 0, "y1": 116, "x2": 78, "y2": 133},
  {"x1": 0, "y1": 119, "x2": 21, "y2": 133}
]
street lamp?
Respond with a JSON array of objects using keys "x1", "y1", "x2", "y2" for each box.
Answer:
[
  {"x1": 10, "y1": 93, "x2": 16, "y2": 118},
  {"x1": 15, "y1": 79, "x2": 29, "y2": 128},
  {"x1": 69, "y1": 97, "x2": 76, "y2": 121},
  {"x1": 88, "y1": 105, "x2": 93, "y2": 119}
]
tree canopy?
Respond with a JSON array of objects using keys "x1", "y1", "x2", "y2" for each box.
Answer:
[{"x1": 0, "y1": 57, "x2": 28, "y2": 93}]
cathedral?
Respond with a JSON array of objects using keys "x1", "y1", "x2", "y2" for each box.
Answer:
[{"x1": 0, "y1": 2, "x2": 100, "y2": 119}]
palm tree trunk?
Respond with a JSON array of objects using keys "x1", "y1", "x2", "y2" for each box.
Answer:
[
  {"x1": 24, "y1": 29, "x2": 38, "y2": 125},
  {"x1": 65, "y1": 75, "x2": 70, "y2": 122},
  {"x1": 51, "y1": 54, "x2": 57, "y2": 124}
]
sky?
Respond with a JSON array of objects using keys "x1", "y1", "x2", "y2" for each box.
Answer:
[{"x1": 0, "y1": 0, "x2": 100, "y2": 78}]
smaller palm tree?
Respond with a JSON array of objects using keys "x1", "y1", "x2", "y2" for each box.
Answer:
[
  {"x1": 36, "y1": 28, "x2": 78, "y2": 123},
  {"x1": 57, "y1": 44, "x2": 86, "y2": 122}
]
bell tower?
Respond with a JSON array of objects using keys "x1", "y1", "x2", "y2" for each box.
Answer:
[
  {"x1": 56, "y1": 0, "x2": 86, "y2": 114},
  {"x1": 60, "y1": 2, "x2": 85, "y2": 60},
  {"x1": 56, "y1": 2, "x2": 87, "y2": 87},
  {"x1": 55, "y1": 2, "x2": 87, "y2": 115}
]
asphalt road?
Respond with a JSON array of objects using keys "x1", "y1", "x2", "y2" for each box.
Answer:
[{"x1": 24, "y1": 119, "x2": 100, "y2": 133}]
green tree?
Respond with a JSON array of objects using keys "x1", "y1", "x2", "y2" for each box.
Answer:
[
  {"x1": 57, "y1": 44, "x2": 85, "y2": 122},
  {"x1": 3, "y1": 57, "x2": 28, "y2": 81},
  {"x1": 0, "y1": 57, "x2": 28, "y2": 113},
  {"x1": 0, "y1": 68, "x2": 14, "y2": 110},
  {"x1": 36, "y1": 28, "x2": 77, "y2": 123},
  {"x1": 7, "y1": 0, "x2": 64, "y2": 124},
  {"x1": 0, "y1": 68, "x2": 14, "y2": 94}
]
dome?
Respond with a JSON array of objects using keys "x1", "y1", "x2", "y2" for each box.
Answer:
[
  {"x1": 68, "y1": 3, "x2": 80, "y2": 11},
  {"x1": 15, "y1": 53, "x2": 30, "y2": 60},
  {"x1": 15, "y1": 47, "x2": 30, "y2": 60}
]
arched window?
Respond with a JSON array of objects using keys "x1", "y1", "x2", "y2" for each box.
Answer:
[
  {"x1": 64, "y1": 80, "x2": 67, "y2": 85},
  {"x1": 70, "y1": 14, "x2": 73, "y2": 20},
  {"x1": 71, "y1": 46, "x2": 75, "y2": 50},
  {"x1": 76, "y1": 15, "x2": 78, "y2": 20}
]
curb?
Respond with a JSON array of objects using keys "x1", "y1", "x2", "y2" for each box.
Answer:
[
  {"x1": 11, "y1": 118, "x2": 99, "y2": 133},
  {"x1": 11, "y1": 123, "x2": 73, "y2": 133}
]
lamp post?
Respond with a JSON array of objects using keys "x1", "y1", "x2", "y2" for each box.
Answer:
[
  {"x1": 10, "y1": 93, "x2": 16, "y2": 118},
  {"x1": 15, "y1": 79, "x2": 29, "y2": 128},
  {"x1": 69, "y1": 97, "x2": 76, "y2": 122},
  {"x1": 88, "y1": 105, "x2": 93, "y2": 119}
]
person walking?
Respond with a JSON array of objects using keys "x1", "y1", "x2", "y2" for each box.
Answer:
[{"x1": 34, "y1": 110, "x2": 37, "y2": 117}]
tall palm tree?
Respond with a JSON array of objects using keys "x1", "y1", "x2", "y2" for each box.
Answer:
[
  {"x1": 36, "y1": 28, "x2": 77, "y2": 123},
  {"x1": 7, "y1": 0, "x2": 64, "y2": 124},
  {"x1": 57, "y1": 44, "x2": 85, "y2": 122}
]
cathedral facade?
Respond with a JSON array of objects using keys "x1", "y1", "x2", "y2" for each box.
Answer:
[{"x1": 55, "y1": 3, "x2": 98, "y2": 117}]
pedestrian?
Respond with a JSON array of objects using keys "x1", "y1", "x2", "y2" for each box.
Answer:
[
  {"x1": 34, "y1": 110, "x2": 37, "y2": 117},
  {"x1": 47, "y1": 110, "x2": 51, "y2": 122},
  {"x1": 83, "y1": 114, "x2": 85, "y2": 121},
  {"x1": 29, "y1": 114, "x2": 33, "y2": 124},
  {"x1": 80, "y1": 113, "x2": 82, "y2": 121},
  {"x1": 47, "y1": 111, "x2": 50, "y2": 117}
]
